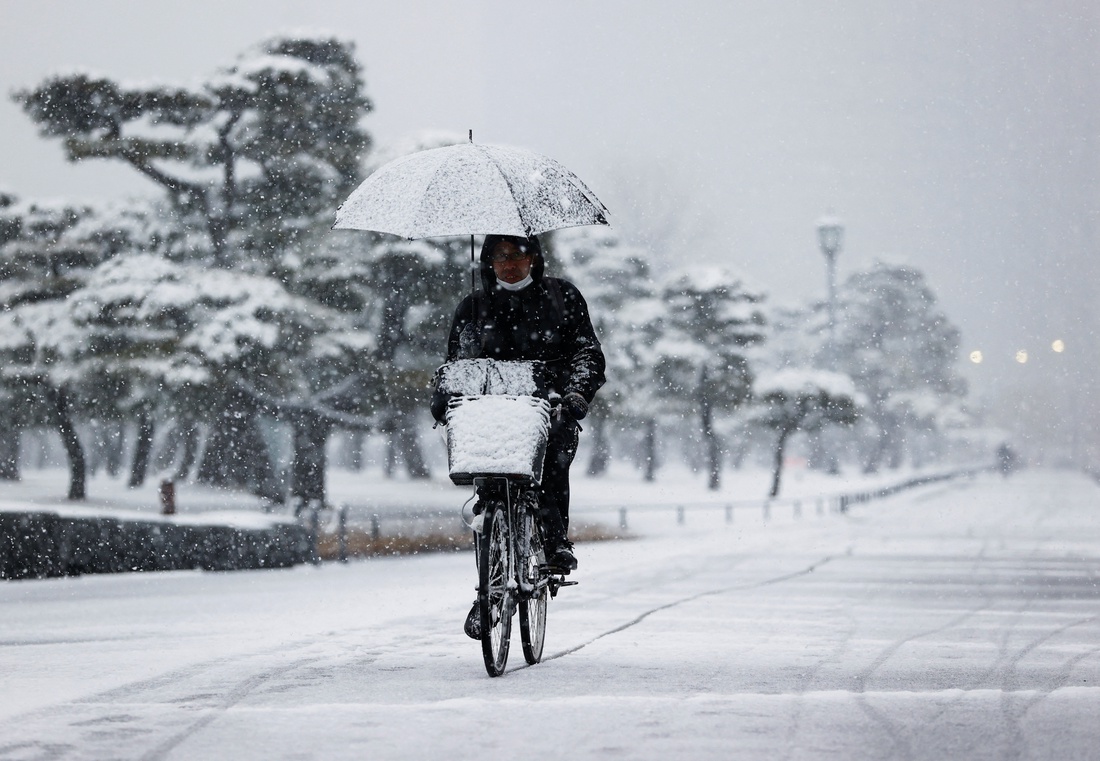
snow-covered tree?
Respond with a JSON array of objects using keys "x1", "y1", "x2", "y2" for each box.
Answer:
[
  {"x1": 654, "y1": 267, "x2": 766, "y2": 488},
  {"x1": 751, "y1": 369, "x2": 860, "y2": 497},
  {"x1": 832, "y1": 261, "x2": 967, "y2": 471},
  {"x1": 551, "y1": 226, "x2": 659, "y2": 476},
  {"x1": 301, "y1": 130, "x2": 471, "y2": 479},
  {"x1": 64, "y1": 253, "x2": 378, "y2": 502},
  {"x1": 14, "y1": 33, "x2": 371, "y2": 270},
  {"x1": 0, "y1": 195, "x2": 118, "y2": 497},
  {"x1": 13, "y1": 33, "x2": 377, "y2": 500}
]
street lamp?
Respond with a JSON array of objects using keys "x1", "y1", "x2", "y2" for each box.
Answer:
[{"x1": 816, "y1": 213, "x2": 844, "y2": 368}]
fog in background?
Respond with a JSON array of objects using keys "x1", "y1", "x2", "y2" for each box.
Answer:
[{"x1": 2, "y1": 0, "x2": 1097, "y2": 462}]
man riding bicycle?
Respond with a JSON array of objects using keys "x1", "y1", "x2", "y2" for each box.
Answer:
[{"x1": 432, "y1": 234, "x2": 605, "y2": 632}]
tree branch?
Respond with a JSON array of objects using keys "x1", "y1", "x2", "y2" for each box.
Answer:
[
  {"x1": 234, "y1": 377, "x2": 375, "y2": 431},
  {"x1": 119, "y1": 149, "x2": 206, "y2": 200}
]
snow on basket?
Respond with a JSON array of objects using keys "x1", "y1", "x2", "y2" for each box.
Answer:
[
  {"x1": 436, "y1": 358, "x2": 543, "y2": 397},
  {"x1": 446, "y1": 395, "x2": 551, "y2": 486}
]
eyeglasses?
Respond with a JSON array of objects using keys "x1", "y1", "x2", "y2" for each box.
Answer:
[{"x1": 489, "y1": 249, "x2": 532, "y2": 263}]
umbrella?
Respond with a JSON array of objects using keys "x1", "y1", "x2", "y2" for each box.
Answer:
[
  {"x1": 334, "y1": 141, "x2": 610, "y2": 239},
  {"x1": 334, "y1": 138, "x2": 611, "y2": 338}
]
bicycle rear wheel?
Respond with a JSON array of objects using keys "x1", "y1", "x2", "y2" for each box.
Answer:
[
  {"x1": 519, "y1": 508, "x2": 548, "y2": 664},
  {"x1": 479, "y1": 503, "x2": 513, "y2": 676}
]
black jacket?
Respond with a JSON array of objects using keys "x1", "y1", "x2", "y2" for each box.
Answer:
[{"x1": 444, "y1": 247, "x2": 606, "y2": 403}]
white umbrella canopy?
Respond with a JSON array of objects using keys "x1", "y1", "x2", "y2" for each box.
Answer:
[{"x1": 334, "y1": 142, "x2": 609, "y2": 239}]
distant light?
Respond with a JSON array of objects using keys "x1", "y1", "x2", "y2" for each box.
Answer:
[
  {"x1": 969, "y1": 350, "x2": 983, "y2": 364},
  {"x1": 1015, "y1": 350, "x2": 1028, "y2": 364},
  {"x1": 1052, "y1": 339, "x2": 1065, "y2": 353}
]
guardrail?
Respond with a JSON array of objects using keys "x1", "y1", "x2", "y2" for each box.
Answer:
[
  {"x1": 315, "y1": 464, "x2": 995, "y2": 556},
  {"x1": 572, "y1": 464, "x2": 993, "y2": 530}
]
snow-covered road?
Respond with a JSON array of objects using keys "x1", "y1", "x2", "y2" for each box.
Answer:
[{"x1": 1, "y1": 469, "x2": 1097, "y2": 760}]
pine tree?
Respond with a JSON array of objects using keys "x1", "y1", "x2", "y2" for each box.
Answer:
[
  {"x1": 0, "y1": 195, "x2": 115, "y2": 498},
  {"x1": 15, "y1": 34, "x2": 371, "y2": 270},
  {"x1": 832, "y1": 262, "x2": 967, "y2": 471},
  {"x1": 13, "y1": 33, "x2": 375, "y2": 499},
  {"x1": 750, "y1": 369, "x2": 860, "y2": 497},
  {"x1": 551, "y1": 226, "x2": 657, "y2": 476},
  {"x1": 655, "y1": 267, "x2": 766, "y2": 488}
]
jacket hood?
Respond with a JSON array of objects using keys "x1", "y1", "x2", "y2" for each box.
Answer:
[{"x1": 479, "y1": 234, "x2": 545, "y2": 292}]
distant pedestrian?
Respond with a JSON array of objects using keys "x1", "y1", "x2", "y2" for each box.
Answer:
[{"x1": 996, "y1": 443, "x2": 1017, "y2": 477}]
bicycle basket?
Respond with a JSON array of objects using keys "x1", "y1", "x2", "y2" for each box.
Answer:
[{"x1": 445, "y1": 395, "x2": 551, "y2": 486}]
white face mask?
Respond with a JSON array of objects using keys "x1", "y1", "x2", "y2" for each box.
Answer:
[{"x1": 497, "y1": 274, "x2": 533, "y2": 291}]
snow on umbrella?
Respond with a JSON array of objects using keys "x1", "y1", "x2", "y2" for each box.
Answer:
[{"x1": 333, "y1": 142, "x2": 609, "y2": 239}]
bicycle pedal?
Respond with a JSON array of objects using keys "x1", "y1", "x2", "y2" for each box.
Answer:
[{"x1": 547, "y1": 576, "x2": 577, "y2": 599}]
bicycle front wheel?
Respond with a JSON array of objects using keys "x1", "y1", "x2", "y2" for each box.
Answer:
[
  {"x1": 519, "y1": 508, "x2": 548, "y2": 664},
  {"x1": 479, "y1": 504, "x2": 513, "y2": 676}
]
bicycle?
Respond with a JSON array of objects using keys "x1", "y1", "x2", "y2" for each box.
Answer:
[{"x1": 436, "y1": 358, "x2": 576, "y2": 676}]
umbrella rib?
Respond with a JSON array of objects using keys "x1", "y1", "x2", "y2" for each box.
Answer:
[
  {"x1": 476, "y1": 145, "x2": 531, "y2": 236},
  {"x1": 411, "y1": 159, "x2": 454, "y2": 238}
]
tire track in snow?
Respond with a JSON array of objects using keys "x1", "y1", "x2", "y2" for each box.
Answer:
[
  {"x1": 997, "y1": 613, "x2": 1100, "y2": 761},
  {"x1": 538, "y1": 554, "x2": 838, "y2": 664},
  {"x1": 846, "y1": 540, "x2": 1001, "y2": 760},
  {"x1": 138, "y1": 655, "x2": 326, "y2": 761},
  {"x1": 779, "y1": 589, "x2": 866, "y2": 761},
  {"x1": 0, "y1": 628, "x2": 388, "y2": 759}
]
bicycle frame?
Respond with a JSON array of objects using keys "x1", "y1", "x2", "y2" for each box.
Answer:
[
  {"x1": 473, "y1": 476, "x2": 543, "y2": 597},
  {"x1": 472, "y1": 474, "x2": 553, "y2": 676}
]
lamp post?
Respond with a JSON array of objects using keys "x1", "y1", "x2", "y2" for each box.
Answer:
[{"x1": 816, "y1": 214, "x2": 844, "y2": 369}]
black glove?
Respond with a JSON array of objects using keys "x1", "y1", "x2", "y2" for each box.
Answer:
[
  {"x1": 430, "y1": 388, "x2": 450, "y2": 423},
  {"x1": 563, "y1": 392, "x2": 589, "y2": 421}
]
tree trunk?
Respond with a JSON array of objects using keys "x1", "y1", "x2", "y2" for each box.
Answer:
[
  {"x1": 0, "y1": 426, "x2": 20, "y2": 480},
  {"x1": 380, "y1": 412, "x2": 430, "y2": 479},
  {"x1": 152, "y1": 419, "x2": 180, "y2": 472},
  {"x1": 699, "y1": 386, "x2": 720, "y2": 491},
  {"x1": 128, "y1": 410, "x2": 155, "y2": 488},
  {"x1": 175, "y1": 419, "x2": 199, "y2": 481},
  {"x1": 381, "y1": 414, "x2": 397, "y2": 478},
  {"x1": 197, "y1": 388, "x2": 277, "y2": 499},
  {"x1": 397, "y1": 422, "x2": 430, "y2": 479},
  {"x1": 104, "y1": 421, "x2": 124, "y2": 478},
  {"x1": 730, "y1": 436, "x2": 749, "y2": 470},
  {"x1": 862, "y1": 423, "x2": 890, "y2": 474},
  {"x1": 86, "y1": 420, "x2": 104, "y2": 476},
  {"x1": 887, "y1": 425, "x2": 905, "y2": 469},
  {"x1": 586, "y1": 405, "x2": 610, "y2": 477},
  {"x1": 769, "y1": 426, "x2": 794, "y2": 498},
  {"x1": 48, "y1": 386, "x2": 86, "y2": 500},
  {"x1": 291, "y1": 413, "x2": 331, "y2": 505},
  {"x1": 347, "y1": 430, "x2": 365, "y2": 472},
  {"x1": 642, "y1": 417, "x2": 658, "y2": 482}
]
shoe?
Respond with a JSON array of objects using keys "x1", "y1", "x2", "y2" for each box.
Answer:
[
  {"x1": 547, "y1": 540, "x2": 578, "y2": 573},
  {"x1": 463, "y1": 601, "x2": 481, "y2": 639}
]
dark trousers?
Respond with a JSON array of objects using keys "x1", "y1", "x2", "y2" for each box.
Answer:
[{"x1": 537, "y1": 417, "x2": 579, "y2": 546}]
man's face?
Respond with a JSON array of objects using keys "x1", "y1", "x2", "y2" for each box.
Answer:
[{"x1": 490, "y1": 241, "x2": 534, "y2": 284}]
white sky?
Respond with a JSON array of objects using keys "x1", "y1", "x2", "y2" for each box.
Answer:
[{"x1": 1, "y1": 0, "x2": 1098, "y2": 413}]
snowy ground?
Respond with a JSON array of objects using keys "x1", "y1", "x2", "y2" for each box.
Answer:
[{"x1": 0, "y1": 468, "x2": 1097, "y2": 760}]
